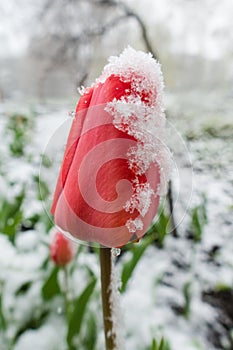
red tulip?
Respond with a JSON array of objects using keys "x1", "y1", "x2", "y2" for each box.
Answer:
[
  {"x1": 50, "y1": 231, "x2": 75, "y2": 266},
  {"x1": 51, "y1": 47, "x2": 170, "y2": 247}
]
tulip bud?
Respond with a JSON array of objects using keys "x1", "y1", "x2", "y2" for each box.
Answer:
[
  {"x1": 50, "y1": 231, "x2": 75, "y2": 266},
  {"x1": 51, "y1": 47, "x2": 171, "y2": 247}
]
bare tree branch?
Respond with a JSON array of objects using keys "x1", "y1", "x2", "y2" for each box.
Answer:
[{"x1": 115, "y1": 0, "x2": 158, "y2": 59}]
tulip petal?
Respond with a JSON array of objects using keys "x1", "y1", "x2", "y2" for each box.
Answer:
[{"x1": 51, "y1": 47, "x2": 171, "y2": 247}]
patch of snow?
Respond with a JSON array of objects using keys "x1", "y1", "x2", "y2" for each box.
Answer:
[
  {"x1": 101, "y1": 47, "x2": 172, "y2": 234},
  {"x1": 14, "y1": 316, "x2": 66, "y2": 350},
  {"x1": 109, "y1": 249, "x2": 125, "y2": 350},
  {"x1": 0, "y1": 91, "x2": 232, "y2": 350}
]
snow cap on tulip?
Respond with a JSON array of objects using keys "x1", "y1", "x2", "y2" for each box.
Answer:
[{"x1": 51, "y1": 46, "x2": 171, "y2": 248}]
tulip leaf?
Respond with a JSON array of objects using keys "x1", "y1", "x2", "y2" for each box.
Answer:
[
  {"x1": 34, "y1": 175, "x2": 50, "y2": 201},
  {"x1": 82, "y1": 313, "x2": 97, "y2": 350},
  {"x1": 0, "y1": 188, "x2": 25, "y2": 243},
  {"x1": 159, "y1": 338, "x2": 165, "y2": 350},
  {"x1": 0, "y1": 283, "x2": 6, "y2": 331},
  {"x1": 147, "y1": 207, "x2": 170, "y2": 248},
  {"x1": 6, "y1": 112, "x2": 34, "y2": 157},
  {"x1": 148, "y1": 337, "x2": 170, "y2": 350},
  {"x1": 182, "y1": 280, "x2": 192, "y2": 318},
  {"x1": 190, "y1": 194, "x2": 207, "y2": 242},
  {"x1": 151, "y1": 338, "x2": 157, "y2": 350},
  {"x1": 120, "y1": 239, "x2": 150, "y2": 293},
  {"x1": 42, "y1": 266, "x2": 61, "y2": 300},
  {"x1": 67, "y1": 277, "x2": 96, "y2": 348},
  {"x1": 158, "y1": 337, "x2": 170, "y2": 350}
]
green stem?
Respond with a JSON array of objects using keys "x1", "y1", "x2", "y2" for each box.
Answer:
[
  {"x1": 167, "y1": 180, "x2": 178, "y2": 237},
  {"x1": 63, "y1": 267, "x2": 74, "y2": 350},
  {"x1": 63, "y1": 266, "x2": 72, "y2": 321},
  {"x1": 100, "y1": 248, "x2": 117, "y2": 350}
]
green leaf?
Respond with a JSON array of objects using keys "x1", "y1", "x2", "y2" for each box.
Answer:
[
  {"x1": 191, "y1": 207, "x2": 202, "y2": 241},
  {"x1": 120, "y1": 239, "x2": 150, "y2": 293},
  {"x1": 3, "y1": 210, "x2": 23, "y2": 239},
  {"x1": 160, "y1": 338, "x2": 170, "y2": 350},
  {"x1": 147, "y1": 207, "x2": 170, "y2": 247},
  {"x1": 42, "y1": 266, "x2": 61, "y2": 300},
  {"x1": 183, "y1": 281, "x2": 192, "y2": 318},
  {"x1": 214, "y1": 283, "x2": 231, "y2": 292},
  {"x1": 82, "y1": 313, "x2": 97, "y2": 350},
  {"x1": 41, "y1": 154, "x2": 52, "y2": 168},
  {"x1": 190, "y1": 194, "x2": 208, "y2": 242},
  {"x1": 34, "y1": 175, "x2": 50, "y2": 201},
  {"x1": 151, "y1": 338, "x2": 157, "y2": 350},
  {"x1": 39, "y1": 211, "x2": 54, "y2": 233},
  {"x1": 148, "y1": 337, "x2": 170, "y2": 350},
  {"x1": 0, "y1": 188, "x2": 25, "y2": 243},
  {"x1": 0, "y1": 283, "x2": 6, "y2": 331},
  {"x1": 67, "y1": 278, "x2": 96, "y2": 348},
  {"x1": 6, "y1": 112, "x2": 34, "y2": 157},
  {"x1": 158, "y1": 338, "x2": 165, "y2": 350}
]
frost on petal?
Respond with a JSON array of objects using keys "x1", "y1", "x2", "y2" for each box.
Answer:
[
  {"x1": 103, "y1": 47, "x2": 172, "y2": 234},
  {"x1": 124, "y1": 182, "x2": 155, "y2": 217},
  {"x1": 77, "y1": 85, "x2": 86, "y2": 96},
  {"x1": 126, "y1": 217, "x2": 144, "y2": 233}
]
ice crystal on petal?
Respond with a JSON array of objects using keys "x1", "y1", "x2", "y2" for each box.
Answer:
[
  {"x1": 126, "y1": 217, "x2": 143, "y2": 233},
  {"x1": 102, "y1": 47, "x2": 172, "y2": 233},
  {"x1": 98, "y1": 46, "x2": 164, "y2": 107},
  {"x1": 77, "y1": 85, "x2": 86, "y2": 96},
  {"x1": 127, "y1": 142, "x2": 157, "y2": 175},
  {"x1": 124, "y1": 182, "x2": 155, "y2": 217},
  {"x1": 156, "y1": 147, "x2": 173, "y2": 195}
]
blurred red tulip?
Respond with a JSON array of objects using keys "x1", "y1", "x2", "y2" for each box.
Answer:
[
  {"x1": 51, "y1": 47, "x2": 170, "y2": 247},
  {"x1": 50, "y1": 231, "x2": 74, "y2": 266}
]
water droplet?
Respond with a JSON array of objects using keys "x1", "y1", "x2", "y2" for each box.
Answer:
[
  {"x1": 111, "y1": 247, "x2": 121, "y2": 257},
  {"x1": 7, "y1": 218, "x2": 14, "y2": 226},
  {"x1": 57, "y1": 306, "x2": 63, "y2": 315},
  {"x1": 68, "y1": 110, "x2": 75, "y2": 118}
]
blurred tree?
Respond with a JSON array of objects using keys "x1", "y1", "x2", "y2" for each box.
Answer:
[{"x1": 28, "y1": 0, "x2": 157, "y2": 98}]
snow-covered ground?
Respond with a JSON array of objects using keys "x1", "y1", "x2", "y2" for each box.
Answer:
[{"x1": 0, "y1": 91, "x2": 232, "y2": 350}]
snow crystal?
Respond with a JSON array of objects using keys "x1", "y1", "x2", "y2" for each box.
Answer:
[
  {"x1": 98, "y1": 46, "x2": 164, "y2": 108},
  {"x1": 109, "y1": 250, "x2": 125, "y2": 350},
  {"x1": 126, "y1": 217, "x2": 144, "y2": 233},
  {"x1": 124, "y1": 182, "x2": 154, "y2": 217},
  {"x1": 111, "y1": 247, "x2": 121, "y2": 257},
  {"x1": 68, "y1": 110, "x2": 75, "y2": 118},
  {"x1": 77, "y1": 85, "x2": 86, "y2": 96},
  {"x1": 102, "y1": 47, "x2": 172, "y2": 233}
]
